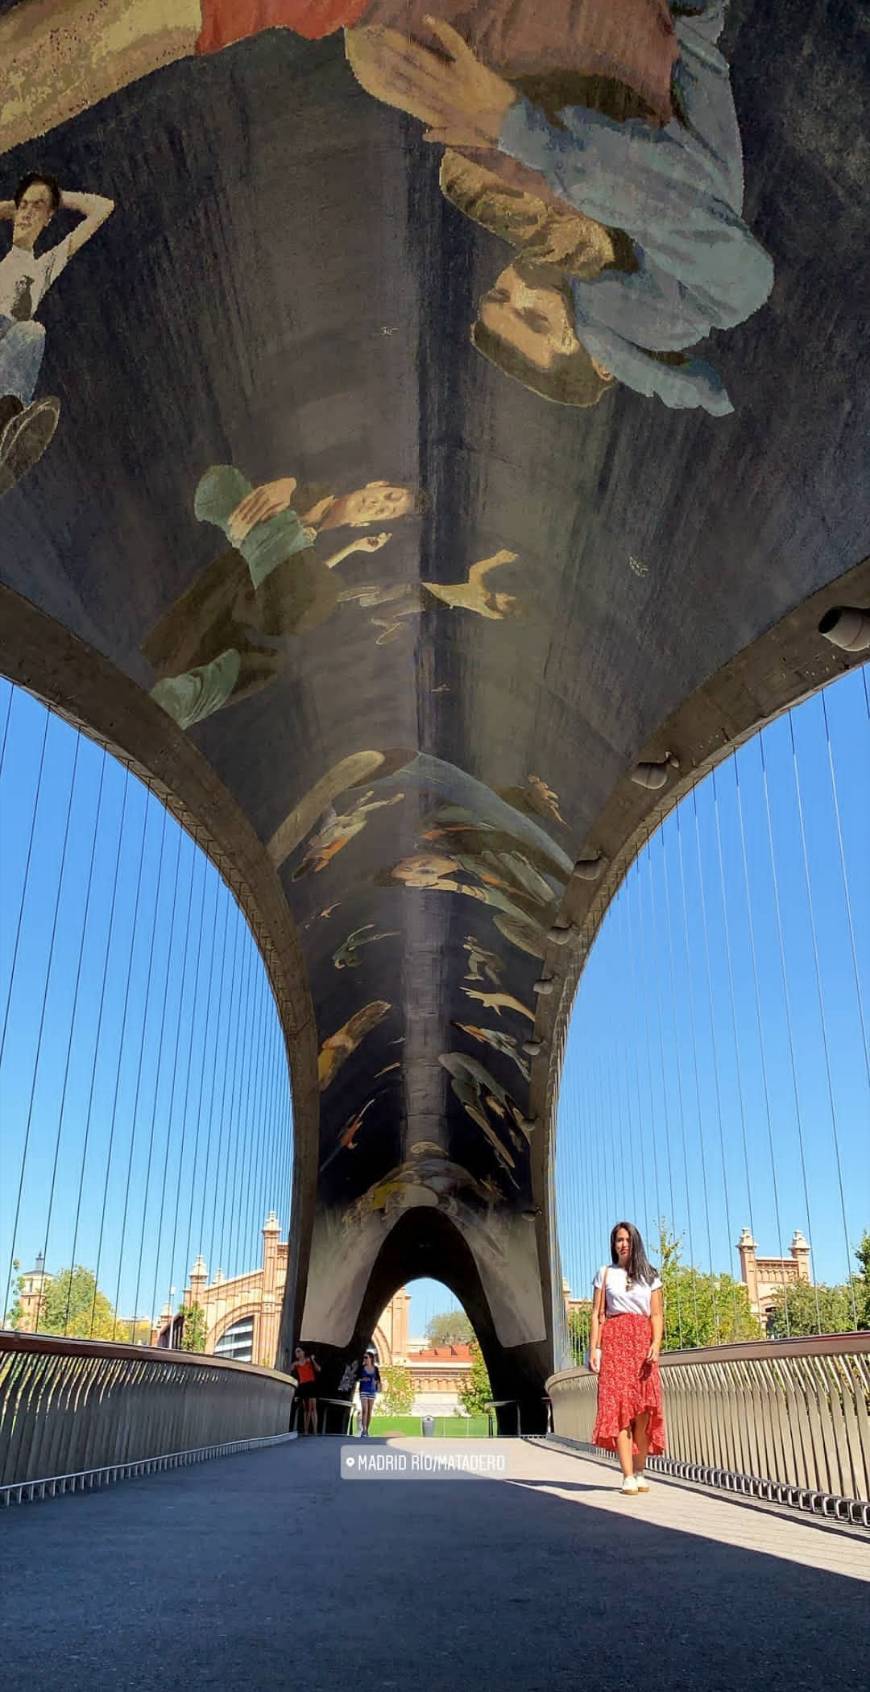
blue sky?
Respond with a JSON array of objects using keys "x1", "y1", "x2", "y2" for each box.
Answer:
[
  {"x1": 557, "y1": 666, "x2": 869, "y2": 1309},
  {"x1": 410, "y1": 668, "x2": 870, "y2": 1334},
  {"x1": 0, "y1": 684, "x2": 292, "y2": 1329},
  {"x1": 1, "y1": 668, "x2": 867, "y2": 1339}
]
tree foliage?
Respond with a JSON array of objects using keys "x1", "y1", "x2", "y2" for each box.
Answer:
[
  {"x1": 31, "y1": 1267, "x2": 123, "y2": 1340},
  {"x1": 181, "y1": 1303, "x2": 208, "y2": 1353},
  {"x1": 567, "y1": 1303, "x2": 591, "y2": 1366},
  {"x1": 853, "y1": 1231, "x2": 870, "y2": 1331},
  {"x1": 8, "y1": 1265, "x2": 150, "y2": 1343},
  {"x1": 426, "y1": 1310, "x2": 473, "y2": 1346},
  {"x1": 766, "y1": 1279, "x2": 855, "y2": 1338},
  {"x1": 4, "y1": 1261, "x2": 23, "y2": 1329},
  {"x1": 458, "y1": 1339, "x2": 492, "y2": 1416},
  {"x1": 380, "y1": 1365, "x2": 414, "y2": 1414},
  {"x1": 759, "y1": 1228, "x2": 869, "y2": 1337},
  {"x1": 657, "y1": 1225, "x2": 762, "y2": 1350}
]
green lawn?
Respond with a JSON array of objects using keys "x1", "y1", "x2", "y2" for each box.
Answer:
[{"x1": 368, "y1": 1415, "x2": 490, "y2": 1438}]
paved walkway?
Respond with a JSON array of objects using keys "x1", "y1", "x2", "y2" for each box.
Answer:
[{"x1": 1, "y1": 1438, "x2": 867, "y2": 1691}]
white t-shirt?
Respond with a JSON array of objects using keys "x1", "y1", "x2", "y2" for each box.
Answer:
[
  {"x1": 0, "y1": 236, "x2": 71, "y2": 323},
  {"x1": 594, "y1": 1265, "x2": 662, "y2": 1317}
]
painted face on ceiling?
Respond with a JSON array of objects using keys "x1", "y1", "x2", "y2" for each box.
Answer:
[
  {"x1": 13, "y1": 181, "x2": 55, "y2": 250},
  {"x1": 342, "y1": 482, "x2": 417, "y2": 526},
  {"x1": 478, "y1": 265, "x2": 580, "y2": 371},
  {"x1": 478, "y1": 264, "x2": 613, "y2": 384}
]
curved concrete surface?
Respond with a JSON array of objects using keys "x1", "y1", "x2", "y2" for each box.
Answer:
[{"x1": 1, "y1": 0, "x2": 868, "y2": 1414}]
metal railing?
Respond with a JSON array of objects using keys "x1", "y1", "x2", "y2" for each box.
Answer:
[
  {"x1": 0, "y1": 1331, "x2": 296, "y2": 1506},
  {"x1": 547, "y1": 1333, "x2": 870, "y2": 1527}
]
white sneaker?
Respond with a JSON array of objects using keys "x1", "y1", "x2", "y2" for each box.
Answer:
[
  {"x1": 635, "y1": 1475, "x2": 650, "y2": 1493},
  {"x1": 621, "y1": 1475, "x2": 639, "y2": 1496}
]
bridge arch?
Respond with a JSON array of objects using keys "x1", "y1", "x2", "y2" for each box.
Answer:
[
  {"x1": 0, "y1": 581, "x2": 320, "y2": 1362},
  {"x1": 1, "y1": 556, "x2": 866, "y2": 1399},
  {"x1": 527, "y1": 553, "x2": 870, "y2": 1358}
]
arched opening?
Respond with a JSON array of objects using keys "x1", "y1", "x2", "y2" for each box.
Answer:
[
  {"x1": 0, "y1": 674, "x2": 296, "y2": 1361},
  {"x1": 213, "y1": 1312, "x2": 256, "y2": 1363},
  {"x1": 554, "y1": 665, "x2": 869, "y2": 1358},
  {"x1": 307, "y1": 1207, "x2": 550, "y2": 1432}
]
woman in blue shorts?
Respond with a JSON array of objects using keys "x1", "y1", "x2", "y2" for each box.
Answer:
[{"x1": 357, "y1": 1349, "x2": 381, "y2": 1438}]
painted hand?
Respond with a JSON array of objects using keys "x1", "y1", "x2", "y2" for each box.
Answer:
[
  {"x1": 228, "y1": 477, "x2": 297, "y2": 543},
  {"x1": 345, "y1": 17, "x2": 515, "y2": 149},
  {"x1": 354, "y1": 531, "x2": 392, "y2": 553}
]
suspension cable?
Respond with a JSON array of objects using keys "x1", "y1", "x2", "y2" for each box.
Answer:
[
  {"x1": 2, "y1": 724, "x2": 80, "y2": 1319},
  {"x1": 0, "y1": 705, "x2": 49, "y2": 1070},
  {"x1": 757, "y1": 728, "x2": 823, "y2": 1334},
  {"x1": 65, "y1": 759, "x2": 134, "y2": 1333},
  {"x1": 733, "y1": 749, "x2": 790, "y2": 1325},
  {"x1": 787, "y1": 709, "x2": 859, "y2": 1326},
  {"x1": 674, "y1": 804, "x2": 720, "y2": 1341},
  {"x1": 820, "y1": 690, "x2": 870, "y2": 1093},
  {"x1": 691, "y1": 784, "x2": 741, "y2": 1339},
  {"x1": 35, "y1": 745, "x2": 108, "y2": 1329}
]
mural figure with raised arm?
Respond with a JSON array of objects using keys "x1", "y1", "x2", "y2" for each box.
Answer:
[
  {"x1": 346, "y1": 3, "x2": 773, "y2": 412},
  {"x1": 144, "y1": 469, "x2": 421, "y2": 729},
  {"x1": 0, "y1": 173, "x2": 113, "y2": 494}
]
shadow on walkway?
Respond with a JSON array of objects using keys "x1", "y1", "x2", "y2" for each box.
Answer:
[{"x1": 0, "y1": 1439, "x2": 866, "y2": 1692}]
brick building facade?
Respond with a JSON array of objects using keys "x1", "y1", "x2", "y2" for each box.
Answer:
[{"x1": 152, "y1": 1214, "x2": 472, "y2": 1412}]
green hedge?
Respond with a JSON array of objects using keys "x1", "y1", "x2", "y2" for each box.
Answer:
[{"x1": 367, "y1": 1415, "x2": 489, "y2": 1438}]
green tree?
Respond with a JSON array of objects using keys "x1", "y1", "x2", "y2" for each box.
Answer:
[
  {"x1": 567, "y1": 1303, "x2": 591, "y2": 1366},
  {"x1": 766, "y1": 1279, "x2": 854, "y2": 1338},
  {"x1": 658, "y1": 1224, "x2": 762, "y2": 1350},
  {"x1": 119, "y1": 1317, "x2": 153, "y2": 1345},
  {"x1": 380, "y1": 1365, "x2": 414, "y2": 1414},
  {"x1": 852, "y1": 1231, "x2": 870, "y2": 1331},
  {"x1": 458, "y1": 1339, "x2": 492, "y2": 1416},
  {"x1": 181, "y1": 1303, "x2": 208, "y2": 1353},
  {"x1": 32, "y1": 1266, "x2": 122, "y2": 1340},
  {"x1": 4, "y1": 1260, "x2": 23, "y2": 1329},
  {"x1": 426, "y1": 1310, "x2": 473, "y2": 1346}
]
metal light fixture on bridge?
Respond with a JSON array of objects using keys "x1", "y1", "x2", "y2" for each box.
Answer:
[
  {"x1": 818, "y1": 606, "x2": 870, "y2": 653},
  {"x1": 532, "y1": 977, "x2": 556, "y2": 995},
  {"x1": 547, "y1": 923, "x2": 578, "y2": 946},
  {"x1": 522, "y1": 1039, "x2": 546, "y2": 1057},
  {"x1": 630, "y1": 752, "x2": 680, "y2": 790}
]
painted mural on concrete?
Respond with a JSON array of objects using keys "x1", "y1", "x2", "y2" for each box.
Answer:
[
  {"x1": 2, "y1": 0, "x2": 855, "y2": 1382},
  {"x1": 347, "y1": 7, "x2": 774, "y2": 413},
  {"x1": 144, "y1": 468, "x2": 420, "y2": 728},
  {"x1": 4, "y1": 1, "x2": 772, "y2": 423},
  {"x1": 1, "y1": 176, "x2": 113, "y2": 494}
]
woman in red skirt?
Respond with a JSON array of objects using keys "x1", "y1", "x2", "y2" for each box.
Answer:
[{"x1": 589, "y1": 1221, "x2": 665, "y2": 1495}]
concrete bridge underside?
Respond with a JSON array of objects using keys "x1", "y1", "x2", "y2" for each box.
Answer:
[{"x1": 1, "y1": 0, "x2": 868, "y2": 1423}]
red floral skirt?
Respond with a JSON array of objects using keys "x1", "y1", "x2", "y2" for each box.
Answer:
[{"x1": 592, "y1": 1314, "x2": 666, "y2": 1456}]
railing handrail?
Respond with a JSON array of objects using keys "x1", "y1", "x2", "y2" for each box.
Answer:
[
  {"x1": 0, "y1": 1327, "x2": 295, "y2": 1384},
  {"x1": 549, "y1": 1329, "x2": 870, "y2": 1382}
]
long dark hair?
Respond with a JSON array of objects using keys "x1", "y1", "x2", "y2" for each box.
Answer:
[{"x1": 610, "y1": 1221, "x2": 657, "y2": 1287}]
